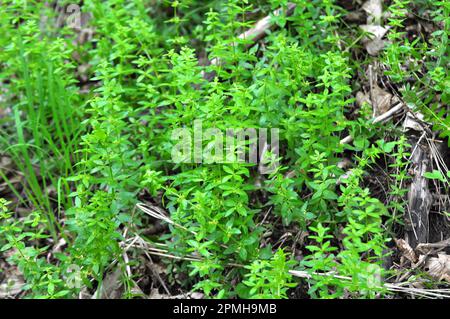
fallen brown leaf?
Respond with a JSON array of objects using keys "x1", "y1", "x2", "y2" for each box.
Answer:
[
  {"x1": 395, "y1": 238, "x2": 418, "y2": 263},
  {"x1": 371, "y1": 84, "x2": 393, "y2": 116},
  {"x1": 362, "y1": 0, "x2": 383, "y2": 24},
  {"x1": 425, "y1": 254, "x2": 450, "y2": 282}
]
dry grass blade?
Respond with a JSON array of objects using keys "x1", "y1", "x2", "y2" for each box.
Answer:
[
  {"x1": 206, "y1": 3, "x2": 297, "y2": 70},
  {"x1": 340, "y1": 102, "x2": 405, "y2": 145},
  {"x1": 136, "y1": 203, "x2": 196, "y2": 235},
  {"x1": 289, "y1": 270, "x2": 450, "y2": 299}
]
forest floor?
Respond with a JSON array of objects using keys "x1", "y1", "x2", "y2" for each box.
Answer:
[{"x1": 0, "y1": 0, "x2": 449, "y2": 299}]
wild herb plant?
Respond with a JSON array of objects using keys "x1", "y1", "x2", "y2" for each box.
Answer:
[
  {"x1": 0, "y1": 2, "x2": 85, "y2": 239},
  {"x1": 0, "y1": 198, "x2": 76, "y2": 298},
  {"x1": 241, "y1": 249, "x2": 296, "y2": 299},
  {"x1": 0, "y1": 0, "x2": 447, "y2": 299},
  {"x1": 383, "y1": 0, "x2": 449, "y2": 144},
  {"x1": 301, "y1": 146, "x2": 390, "y2": 298}
]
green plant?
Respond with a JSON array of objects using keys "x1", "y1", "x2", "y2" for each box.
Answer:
[
  {"x1": 241, "y1": 249, "x2": 296, "y2": 299},
  {"x1": 1, "y1": 0, "x2": 447, "y2": 300},
  {"x1": 301, "y1": 148, "x2": 390, "y2": 299},
  {"x1": 383, "y1": 0, "x2": 449, "y2": 145},
  {"x1": 0, "y1": 2, "x2": 85, "y2": 239},
  {"x1": 0, "y1": 198, "x2": 75, "y2": 298}
]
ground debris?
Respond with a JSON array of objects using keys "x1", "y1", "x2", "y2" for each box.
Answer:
[{"x1": 425, "y1": 254, "x2": 450, "y2": 282}]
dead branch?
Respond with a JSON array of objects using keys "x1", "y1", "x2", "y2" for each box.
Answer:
[
  {"x1": 405, "y1": 140, "x2": 431, "y2": 248},
  {"x1": 205, "y1": 3, "x2": 296, "y2": 73},
  {"x1": 340, "y1": 102, "x2": 405, "y2": 145}
]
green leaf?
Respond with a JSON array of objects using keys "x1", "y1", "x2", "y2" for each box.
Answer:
[
  {"x1": 0, "y1": 243, "x2": 12, "y2": 252},
  {"x1": 423, "y1": 170, "x2": 446, "y2": 182}
]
